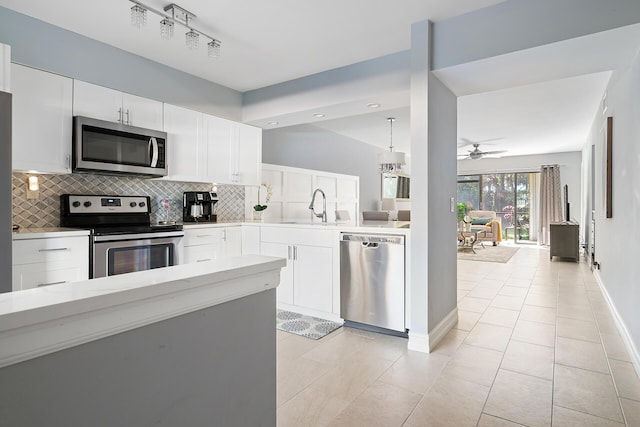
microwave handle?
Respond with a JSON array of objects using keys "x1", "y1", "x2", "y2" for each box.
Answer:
[{"x1": 149, "y1": 137, "x2": 159, "y2": 168}]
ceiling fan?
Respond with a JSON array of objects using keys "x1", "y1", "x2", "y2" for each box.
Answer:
[{"x1": 458, "y1": 143, "x2": 507, "y2": 160}]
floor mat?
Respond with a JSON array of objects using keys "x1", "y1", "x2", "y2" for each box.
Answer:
[
  {"x1": 276, "y1": 309, "x2": 342, "y2": 340},
  {"x1": 457, "y1": 245, "x2": 519, "y2": 263}
]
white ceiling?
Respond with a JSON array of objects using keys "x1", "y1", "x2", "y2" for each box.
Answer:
[{"x1": 1, "y1": 0, "x2": 639, "y2": 158}]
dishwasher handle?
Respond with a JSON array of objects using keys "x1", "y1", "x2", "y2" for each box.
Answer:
[
  {"x1": 362, "y1": 241, "x2": 379, "y2": 248},
  {"x1": 341, "y1": 233, "x2": 404, "y2": 245}
]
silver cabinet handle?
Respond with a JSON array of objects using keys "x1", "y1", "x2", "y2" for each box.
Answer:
[
  {"x1": 222, "y1": 230, "x2": 227, "y2": 242},
  {"x1": 196, "y1": 258, "x2": 212, "y2": 262},
  {"x1": 287, "y1": 245, "x2": 292, "y2": 260},
  {"x1": 196, "y1": 235, "x2": 212, "y2": 238},
  {"x1": 37, "y1": 281, "x2": 67, "y2": 287},
  {"x1": 125, "y1": 109, "x2": 130, "y2": 125},
  {"x1": 38, "y1": 248, "x2": 69, "y2": 252},
  {"x1": 118, "y1": 107, "x2": 123, "y2": 123},
  {"x1": 293, "y1": 246, "x2": 297, "y2": 261}
]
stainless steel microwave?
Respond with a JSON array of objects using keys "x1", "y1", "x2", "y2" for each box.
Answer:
[{"x1": 73, "y1": 116, "x2": 168, "y2": 177}]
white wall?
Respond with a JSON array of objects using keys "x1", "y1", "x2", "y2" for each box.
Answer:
[
  {"x1": 458, "y1": 151, "x2": 583, "y2": 224},
  {"x1": 583, "y1": 48, "x2": 640, "y2": 367}
]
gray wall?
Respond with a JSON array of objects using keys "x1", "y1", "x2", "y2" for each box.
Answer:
[
  {"x1": 0, "y1": 6, "x2": 242, "y2": 120},
  {"x1": 0, "y1": 289, "x2": 276, "y2": 427},
  {"x1": 0, "y1": 92, "x2": 10, "y2": 293},
  {"x1": 584, "y1": 49, "x2": 640, "y2": 359},
  {"x1": 262, "y1": 124, "x2": 385, "y2": 211}
]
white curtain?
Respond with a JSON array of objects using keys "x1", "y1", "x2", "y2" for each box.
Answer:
[
  {"x1": 538, "y1": 164, "x2": 562, "y2": 245},
  {"x1": 528, "y1": 172, "x2": 540, "y2": 242}
]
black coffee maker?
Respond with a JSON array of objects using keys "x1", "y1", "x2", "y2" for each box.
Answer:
[{"x1": 183, "y1": 191, "x2": 218, "y2": 223}]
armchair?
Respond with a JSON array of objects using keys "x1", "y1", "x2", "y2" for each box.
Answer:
[{"x1": 468, "y1": 210, "x2": 502, "y2": 245}]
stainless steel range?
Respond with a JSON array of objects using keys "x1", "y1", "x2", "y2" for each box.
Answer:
[{"x1": 61, "y1": 194, "x2": 184, "y2": 279}]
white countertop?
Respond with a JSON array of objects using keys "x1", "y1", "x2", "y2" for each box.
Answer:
[
  {"x1": 0, "y1": 255, "x2": 286, "y2": 368},
  {"x1": 12, "y1": 227, "x2": 90, "y2": 239}
]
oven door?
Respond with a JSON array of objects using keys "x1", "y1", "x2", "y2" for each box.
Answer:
[{"x1": 92, "y1": 232, "x2": 184, "y2": 278}]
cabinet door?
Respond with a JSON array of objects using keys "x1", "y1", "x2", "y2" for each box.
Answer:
[
  {"x1": 234, "y1": 124, "x2": 262, "y2": 186},
  {"x1": 163, "y1": 104, "x2": 207, "y2": 182},
  {"x1": 12, "y1": 64, "x2": 73, "y2": 174},
  {"x1": 122, "y1": 93, "x2": 163, "y2": 130},
  {"x1": 260, "y1": 242, "x2": 294, "y2": 305},
  {"x1": 73, "y1": 80, "x2": 122, "y2": 123},
  {"x1": 294, "y1": 245, "x2": 333, "y2": 313},
  {"x1": 223, "y1": 227, "x2": 242, "y2": 257},
  {"x1": 204, "y1": 114, "x2": 233, "y2": 183}
]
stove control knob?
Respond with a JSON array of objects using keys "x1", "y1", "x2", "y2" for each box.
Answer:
[
  {"x1": 72, "y1": 201, "x2": 81, "y2": 208},
  {"x1": 130, "y1": 202, "x2": 137, "y2": 207},
  {"x1": 139, "y1": 202, "x2": 146, "y2": 208},
  {"x1": 84, "y1": 201, "x2": 92, "y2": 208}
]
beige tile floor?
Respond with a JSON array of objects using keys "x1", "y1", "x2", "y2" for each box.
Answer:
[{"x1": 276, "y1": 245, "x2": 640, "y2": 426}]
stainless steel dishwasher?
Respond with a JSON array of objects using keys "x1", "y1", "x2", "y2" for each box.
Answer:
[{"x1": 340, "y1": 233, "x2": 406, "y2": 336}]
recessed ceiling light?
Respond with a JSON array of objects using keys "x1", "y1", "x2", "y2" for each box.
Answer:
[
  {"x1": 367, "y1": 103, "x2": 380, "y2": 108},
  {"x1": 313, "y1": 113, "x2": 325, "y2": 118},
  {"x1": 267, "y1": 121, "x2": 279, "y2": 125}
]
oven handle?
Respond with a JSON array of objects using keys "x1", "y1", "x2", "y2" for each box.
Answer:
[{"x1": 93, "y1": 231, "x2": 184, "y2": 242}]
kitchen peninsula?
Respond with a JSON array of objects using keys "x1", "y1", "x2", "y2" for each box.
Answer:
[{"x1": 0, "y1": 255, "x2": 285, "y2": 426}]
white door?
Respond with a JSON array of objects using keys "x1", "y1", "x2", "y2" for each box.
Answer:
[
  {"x1": 235, "y1": 124, "x2": 261, "y2": 186},
  {"x1": 12, "y1": 64, "x2": 73, "y2": 174},
  {"x1": 163, "y1": 104, "x2": 206, "y2": 181},
  {"x1": 223, "y1": 227, "x2": 242, "y2": 257},
  {"x1": 260, "y1": 242, "x2": 294, "y2": 305},
  {"x1": 73, "y1": 80, "x2": 122, "y2": 123},
  {"x1": 294, "y1": 245, "x2": 333, "y2": 313},
  {"x1": 122, "y1": 93, "x2": 163, "y2": 130},
  {"x1": 204, "y1": 114, "x2": 233, "y2": 183}
]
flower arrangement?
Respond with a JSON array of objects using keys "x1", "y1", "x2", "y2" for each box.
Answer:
[{"x1": 253, "y1": 183, "x2": 273, "y2": 212}]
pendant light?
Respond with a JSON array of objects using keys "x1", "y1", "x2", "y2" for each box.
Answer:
[{"x1": 378, "y1": 117, "x2": 406, "y2": 174}]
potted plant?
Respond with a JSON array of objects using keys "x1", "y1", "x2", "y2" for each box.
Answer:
[
  {"x1": 253, "y1": 183, "x2": 273, "y2": 220},
  {"x1": 457, "y1": 202, "x2": 473, "y2": 230}
]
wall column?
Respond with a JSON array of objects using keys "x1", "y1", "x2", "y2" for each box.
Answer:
[{"x1": 409, "y1": 20, "x2": 458, "y2": 352}]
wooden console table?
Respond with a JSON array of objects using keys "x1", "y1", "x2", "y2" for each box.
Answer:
[{"x1": 550, "y1": 222, "x2": 579, "y2": 262}]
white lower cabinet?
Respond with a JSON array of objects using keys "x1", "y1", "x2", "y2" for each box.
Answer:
[
  {"x1": 183, "y1": 226, "x2": 241, "y2": 264},
  {"x1": 12, "y1": 235, "x2": 89, "y2": 291},
  {"x1": 260, "y1": 227, "x2": 334, "y2": 315}
]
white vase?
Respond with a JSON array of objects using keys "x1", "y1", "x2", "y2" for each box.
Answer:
[
  {"x1": 465, "y1": 222, "x2": 471, "y2": 232},
  {"x1": 252, "y1": 210, "x2": 264, "y2": 221}
]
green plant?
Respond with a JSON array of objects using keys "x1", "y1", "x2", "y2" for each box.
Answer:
[
  {"x1": 253, "y1": 183, "x2": 273, "y2": 212},
  {"x1": 457, "y1": 202, "x2": 467, "y2": 222}
]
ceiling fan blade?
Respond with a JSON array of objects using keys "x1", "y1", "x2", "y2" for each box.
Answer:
[{"x1": 480, "y1": 150, "x2": 507, "y2": 155}]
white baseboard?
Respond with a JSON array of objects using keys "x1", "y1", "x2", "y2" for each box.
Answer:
[
  {"x1": 408, "y1": 307, "x2": 458, "y2": 354},
  {"x1": 594, "y1": 270, "x2": 640, "y2": 376}
]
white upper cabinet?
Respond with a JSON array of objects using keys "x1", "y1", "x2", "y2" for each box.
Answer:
[
  {"x1": 163, "y1": 102, "x2": 261, "y2": 185},
  {"x1": 12, "y1": 64, "x2": 73, "y2": 174},
  {"x1": 163, "y1": 103, "x2": 206, "y2": 182},
  {"x1": 234, "y1": 124, "x2": 261, "y2": 186},
  {"x1": 204, "y1": 114, "x2": 233, "y2": 184},
  {"x1": 73, "y1": 80, "x2": 163, "y2": 130}
]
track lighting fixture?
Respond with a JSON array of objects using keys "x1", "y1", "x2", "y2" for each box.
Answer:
[{"x1": 128, "y1": 1, "x2": 222, "y2": 59}]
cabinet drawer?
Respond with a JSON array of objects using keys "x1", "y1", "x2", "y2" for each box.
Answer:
[
  {"x1": 13, "y1": 236, "x2": 89, "y2": 265},
  {"x1": 12, "y1": 264, "x2": 86, "y2": 291},
  {"x1": 184, "y1": 245, "x2": 218, "y2": 264},
  {"x1": 260, "y1": 227, "x2": 334, "y2": 247},
  {"x1": 184, "y1": 228, "x2": 224, "y2": 246}
]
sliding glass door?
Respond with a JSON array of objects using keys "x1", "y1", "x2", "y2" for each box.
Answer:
[{"x1": 457, "y1": 172, "x2": 540, "y2": 243}]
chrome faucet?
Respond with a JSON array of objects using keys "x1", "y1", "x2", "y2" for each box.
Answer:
[{"x1": 309, "y1": 188, "x2": 327, "y2": 222}]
